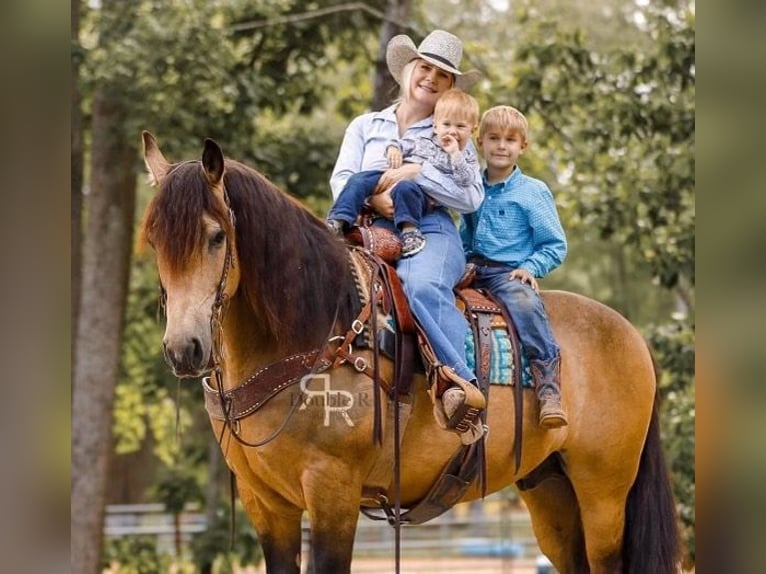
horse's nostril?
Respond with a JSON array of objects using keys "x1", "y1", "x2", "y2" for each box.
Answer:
[
  {"x1": 191, "y1": 337, "x2": 204, "y2": 366},
  {"x1": 162, "y1": 340, "x2": 173, "y2": 365}
]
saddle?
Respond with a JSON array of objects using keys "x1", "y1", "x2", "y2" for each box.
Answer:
[
  {"x1": 344, "y1": 227, "x2": 486, "y2": 435},
  {"x1": 345, "y1": 225, "x2": 527, "y2": 526}
]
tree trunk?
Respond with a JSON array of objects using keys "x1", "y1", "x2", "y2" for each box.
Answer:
[
  {"x1": 71, "y1": 86, "x2": 137, "y2": 574},
  {"x1": 72, "y1": 0, "x2": 83, "y2": 345},
  {"x1": 371, "y1": 0, "x2": 413, "y2": 110}
]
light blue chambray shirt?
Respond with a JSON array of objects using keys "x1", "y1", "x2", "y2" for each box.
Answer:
[
  {"x1": 330, "y1": 104, "x2": 484, "y2": 213},
  {"x1": 460, "y1": 166, "x2": 567, "y2": 278}
]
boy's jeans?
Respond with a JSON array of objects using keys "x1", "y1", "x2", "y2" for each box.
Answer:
[
  {"x1": 328, "y1": 172, "x2": 428, "y2": 231},
  {"x1": 472, "y1": 266, "x2": 560, "y2": 362},
  {"x1": 327, "y1": 170, "x2": 382, "y2": 226},
  {"x1": 376, "y1": 210, "x2": 475, "y2": 382},
  {"x1": 390, "y1": 180, "x2": 428, "y2": 230}
]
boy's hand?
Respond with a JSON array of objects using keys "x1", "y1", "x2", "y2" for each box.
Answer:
[
  {"x1": 440, "y1": 134, "x2": 459, "y2": 155},
  {"x1": 509, "y1": 268, "x2": 539, "y2": 292},
  {"x1": 386, "y1": 146, "x2": 403, "y2": 169}
]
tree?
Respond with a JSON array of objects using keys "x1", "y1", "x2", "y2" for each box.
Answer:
[
  {"x1": 72, "y1": 0, "x2": 84, "y2": 344},
  {"x1": 72, "y1": 1, "x2": 139, "y2": 571},
  {"x1": 372, "y1": 0, "x2": 414, "y2": 110}
]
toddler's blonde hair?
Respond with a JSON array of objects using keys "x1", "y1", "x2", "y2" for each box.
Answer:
[{"x1": 434, "y1": 89, "x2": 480, "y2": 127}]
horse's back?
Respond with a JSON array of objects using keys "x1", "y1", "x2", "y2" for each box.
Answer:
[{"x1": 544, "y1": 289, "x2": 655, "y2": 391}]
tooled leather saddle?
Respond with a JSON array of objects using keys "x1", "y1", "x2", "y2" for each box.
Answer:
[{"x1": 344, "y1": 223, "x2": 528, "y2": 526}]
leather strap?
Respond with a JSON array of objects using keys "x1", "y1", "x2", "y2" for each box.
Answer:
[
  {"x1": 456, "y1": 286, "x2": 525, "y2": 473},
  {"x1": 363, "y1": 441, "x2": 482, "y2": 525},
  {"x1": 485, "y1": 289, "x2": 525, "y2": 473},
  {"x1": 203, "y1": 351, "x2": 324, "y2": 420},
  {"x1": 474, "y1": 310, "x2": 492, "y2": 496}
]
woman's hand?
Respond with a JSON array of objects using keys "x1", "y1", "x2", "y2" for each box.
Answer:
[
  {"x1": 368, "y1": 164, "x2": 421, "y2": 219},
  {"x1": 374, "y1": 163, "x2": 421, "y2": 194}
]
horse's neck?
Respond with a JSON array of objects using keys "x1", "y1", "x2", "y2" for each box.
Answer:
[{"x1": 219, "y1": 295, "x2": 282, "y2": 388}]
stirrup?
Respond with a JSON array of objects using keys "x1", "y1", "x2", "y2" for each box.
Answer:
[
  {"x1": 445, "y1": 399, "x2": 483, "y2": 433},
  {"x1": 429, "y1": 366, "x2": 486, "y2": 436}
]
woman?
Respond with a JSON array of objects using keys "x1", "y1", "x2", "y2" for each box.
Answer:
[{"x1": 329, "y1": 30, "x2": 485, "y2": 444}]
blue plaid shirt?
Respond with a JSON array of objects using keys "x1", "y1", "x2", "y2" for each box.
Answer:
[{"x1": 460, "y1": 166, "x2": 567, "y2": 278}]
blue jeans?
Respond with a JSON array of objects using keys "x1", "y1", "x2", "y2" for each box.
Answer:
[
  {"x1": 390, "y1": 180, "x2": 428, "y2": 229},
  {"x1": 375, "y1": 210, "x2": 475, "y2": 382},
  {"x1": 472, "y1": 266, "x2": 560, "y2": 362},
  {"x1": 328, "y1": 171, "x2": 427, "y2": 230}
]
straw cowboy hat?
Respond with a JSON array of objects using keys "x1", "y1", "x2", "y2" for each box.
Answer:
[{"x1": 386, "y1": 30, "x2": 480, "y2": 90}]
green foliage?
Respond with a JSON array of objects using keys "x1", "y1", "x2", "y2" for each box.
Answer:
[
  {"x1": 81, "y1": 0, "x2": 383, "y2": 161},
  {"x1": 247, "y1": 108, "x2": 347, "y2": 208},
  {"x1": 649, "y1": 320, "x2": 696, "y2": 561},
  {"x1": 152, "y1": 468, "x2": 204, "y2": 514},
  {"x1": 504, "y1": 6, "x2": 695, "y2": 294},
  {"x1": 191, "y1": 506, "x2": 263, "y2": 574},
  {"x1": 101, "y1": 535, "x2": 172, "y2": 574}
]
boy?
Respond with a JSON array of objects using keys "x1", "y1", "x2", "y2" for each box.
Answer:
[
  {"x1": 327, "y1": 88, "x2": 481, "y2": 257},
  {"x1": 460, "y1": 106, "x2": 568, "y2": 428}
]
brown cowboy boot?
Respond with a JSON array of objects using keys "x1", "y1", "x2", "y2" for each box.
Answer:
[
  {"x1": 431, "y1": 366, "x2": 486, "y2": 445},
  {"x1": 442, "y1": 386, "x2": 485, "y2": 445},
  {"x1": 531, "y1": 356, "x2": 568, "y2": 429}
]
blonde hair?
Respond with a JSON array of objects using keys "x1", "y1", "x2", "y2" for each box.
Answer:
[
  {"x1": 434, "y1": 88, "x2": 480, "y2": 126},
  {"x1": 479, "y1": 105, "x2": 528, "y2": 140}
]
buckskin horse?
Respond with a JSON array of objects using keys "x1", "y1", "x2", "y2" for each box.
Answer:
[{"x1": 139, "y1": 132, "x2": 681, "y2": 573}]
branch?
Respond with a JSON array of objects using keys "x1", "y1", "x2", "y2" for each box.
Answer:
[{"x1": 230, "y1": 2, "x2": 416, "y2": 33}]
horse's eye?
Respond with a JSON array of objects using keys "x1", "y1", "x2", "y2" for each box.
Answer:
[{"x1": 209, "y1": 230, "x2": 226, "y2": 249}]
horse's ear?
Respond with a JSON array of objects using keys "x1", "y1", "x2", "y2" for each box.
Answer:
[
  {"x1": 202, "y1": 138, "x2": 225, "y2": 187},
  {"x1": 142, "y1": 131, "x2": 171, "y2": 187}
]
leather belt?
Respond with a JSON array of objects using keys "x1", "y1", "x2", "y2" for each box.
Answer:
[{"x1": 468, "y1": 256, "x2": 510, "y2": 268}]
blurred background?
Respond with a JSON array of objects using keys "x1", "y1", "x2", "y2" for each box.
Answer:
[{"x1": 66, "y1": 0, "x2": 698, "y2": 572}]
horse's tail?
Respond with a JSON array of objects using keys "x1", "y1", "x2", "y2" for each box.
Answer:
[{"x1": 622, "y1": 356, "x2": 683, "y2": 573}]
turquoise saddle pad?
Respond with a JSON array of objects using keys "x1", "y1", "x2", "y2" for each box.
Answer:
[{"x1": 464, "y1": 328, "x2": 533, "y2": 388}]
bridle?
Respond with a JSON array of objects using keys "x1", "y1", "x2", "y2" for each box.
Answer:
[
  {"x1": 157, "y1": 165, "x2": 393, "y2": 450},
  {"x1": 201, "y1": 179, "x2": 335, "y2": 449},
  {"x1": 208, "y1": 186, "x2": 236, "y2": 382}
]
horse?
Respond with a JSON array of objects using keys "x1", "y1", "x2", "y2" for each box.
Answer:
[{"x1": 138, "y1": 131, "x2": 681, "y2": 573}]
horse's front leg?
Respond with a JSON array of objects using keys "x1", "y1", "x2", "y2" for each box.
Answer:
[
  {"x1": 303, "y1": 469, "x2": 363, "y2": 573},
  {"x1": 237, "y1": 483, "x2": 303, "y2": 574}
]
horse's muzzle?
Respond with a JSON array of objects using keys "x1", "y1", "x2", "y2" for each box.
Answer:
[{"x1": 163, "y1": 336, "x2": 211, "y2": 378}]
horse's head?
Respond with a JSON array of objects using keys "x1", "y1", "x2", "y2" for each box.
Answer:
[{"x1": 140, "y1": 131, "x2": 240, "y2": 377}]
